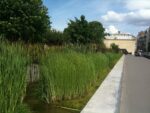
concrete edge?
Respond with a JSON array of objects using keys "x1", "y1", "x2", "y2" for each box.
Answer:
[
  {"x1": 81, "y1": 55, "x2": 125, "y2": 113},
  {"x1": 115, "y1": 56, "x2": 126, "y2": 113}
]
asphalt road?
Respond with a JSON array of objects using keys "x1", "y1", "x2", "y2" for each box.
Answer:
[{"x1": 119, "y1": 55, "x2": 150, "y2": 113}]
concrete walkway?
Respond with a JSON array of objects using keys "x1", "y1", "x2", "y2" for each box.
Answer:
[{"x1": 120, "y1": 55, "x2": 150, "y2": 113}]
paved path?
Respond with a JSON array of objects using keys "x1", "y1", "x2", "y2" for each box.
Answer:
[{"x1": 120, "y1": 55, "x2": 150, "y2": 113}]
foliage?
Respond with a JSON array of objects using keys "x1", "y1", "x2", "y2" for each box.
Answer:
[
  {"x1": 0, "y1": 40, "x2": 29, "y2": 113},
  {"x1": 44, "y1": 29, "x2": 66, "y2": 45},
  {"x1": 39, "y1": 48, "x2": 121, "y2": 103},
  {"x1": 0, "y1": 38, "x2": 121, "y2": 112},
  {"x1": 88, "y1": 21, "x2": 105, "y2": 44},
  {"x1": 111, "y1": 43, "x2": 119, "y2": 53},
  {"x1": 64, "y1": 15, "x2": 89, "y2": 44},
  {"x1": 64, "y1": 15, "x2": 105, "y2": 44},
  {"x1": 0, "y1": 0, "x2": 50, "y2": 42}
]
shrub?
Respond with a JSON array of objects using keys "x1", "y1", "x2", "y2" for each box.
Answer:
[
  {"x1": 111, "y1": 43, "x2": 119, "y2": 53},
  {"x1": 44, "y1": 29, "x2": 66, "y2": 45}
]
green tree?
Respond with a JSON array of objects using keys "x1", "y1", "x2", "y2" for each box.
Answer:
[
  {"x1": 44, "y1": 29, "x2": 65, "y2": 45},
  {"x1": 88, "y1": 21, "x2": 105, "y2": 44},
  {"x1": 0, "y1": 0, "x2": 50, "y2": 42},
  {"x1": 64, "y1": 15, "x2": 105, "y2": 44},
  {"x1": 64, "y1": 15, "x2": 89, "y2": 44}
]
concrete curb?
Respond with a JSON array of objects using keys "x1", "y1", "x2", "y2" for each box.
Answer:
[{"x1": 81, "y1": 56, "x2": 125, "y2": 113}]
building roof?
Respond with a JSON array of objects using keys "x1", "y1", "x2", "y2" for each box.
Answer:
[{"x1": 105, "y1": 33, "x2": 136, "y2": 40}]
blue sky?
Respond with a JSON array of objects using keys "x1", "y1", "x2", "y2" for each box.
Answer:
[{"x1": 43, "y1": 0, "x2": 150, "y2": 36}]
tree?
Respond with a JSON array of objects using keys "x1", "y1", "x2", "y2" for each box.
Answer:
[
  {"x1": 44, "y1": 29, "x2": 65, "y2": 45},
  {"x1": 88, "y1": 21, "x2": 105, "y2": 44},
  {"x1": 0, "y1": 0, "x2": 51, "y2": 42},
  {"x1": 64, "y1": 15, "x2": 89, "y2": 44},
  {"x1": 64, "y1": 15, "x2": 105, "y2": 44}
]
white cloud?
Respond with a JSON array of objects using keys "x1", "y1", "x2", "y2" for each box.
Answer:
[
  {"x1": 102, "y1": 9, "x2": 150, "y2": 26},
  {"x1": 125, "y1": 0, "x2": 150, "y2": 10},
  {"x1": 101, "y1": 0, "x2": 150, "y2": 35},
  {"x1": 105, "y1": 25, "x2": 119, "y2": 34},
  {"x1": 102, "y1": 11, "x2": 124, "y2": 22}
]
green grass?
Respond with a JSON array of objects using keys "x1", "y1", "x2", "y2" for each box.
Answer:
[
  {"x1": 55, "y1": 52, "x2": 121, "y2": 110},
  {"x1": 0, "y1": 40, "x2": 30, "y2": 113},
  {"x1": 0, "y1": 39, "x2": 121, "y2": 112},
  {"x1": 39, "y1": 48, "x2": 121, "y2": 105}
]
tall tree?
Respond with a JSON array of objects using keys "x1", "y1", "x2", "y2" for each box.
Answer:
[
  {"x1": 64, "y1": 15, "x2": 105, "y2": 44},
  {"x1": 88, "y1": 21, "x2": 105, "y2": 44},
  {"x1": 64, "y1": 15, "x2": 89, "y2": 44},
  {"x1": 0, "y1": 0, "x2": 51, "y2": 42}
]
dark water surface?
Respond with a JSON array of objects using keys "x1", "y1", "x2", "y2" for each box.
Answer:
[
  {"x1": 33, "y1": 107, "x2": 79, "y2": 113},
  {"x1": 25, "y1": 97, "x2": 80, "y2": 113},
  {"x1": 25, "y1": 82, "x2": 80, "y2": 113},
  {"x1": 31, "y1": 104, "x2": 79, "y2": 113}
]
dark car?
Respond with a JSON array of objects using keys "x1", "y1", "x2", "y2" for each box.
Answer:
[{"x1": 134, "y1": 50, "x2": 143, "y2": 56}]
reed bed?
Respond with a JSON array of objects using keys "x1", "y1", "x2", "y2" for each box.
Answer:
[
  {"x1": 39, "y1": 49, "x2": 121, "y2": 103},
  {"x1": 0, "y1": 39, "x2": 121, "y2": 112},
  {"x1": 0, "y1": 40, "x2": 30, "y2": 113}
]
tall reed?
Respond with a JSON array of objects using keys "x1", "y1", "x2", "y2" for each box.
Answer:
[
  {"x1": 0, "y1": 40, "x2": 29, "y2": 113},
  {"x1": 39, "y1": 49, "x2": 121, "y2": 103}
]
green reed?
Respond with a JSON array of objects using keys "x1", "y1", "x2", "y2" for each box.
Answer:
[
  {"x1": 39, "y1": 49, "x2": 121, "y2": 103},
  {"x1": 0, "y1": 40, "x2": 30, "y2": 113}
]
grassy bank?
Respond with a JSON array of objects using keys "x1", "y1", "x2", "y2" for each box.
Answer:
[
  {"x1": 0, "y1": 40, "x2": 30, "y2": 113},
  {"x1": 39, "y1": 49, "x2": 121, "y2": 109}
]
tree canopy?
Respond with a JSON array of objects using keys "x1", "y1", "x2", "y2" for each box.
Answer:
[
  {"x1": 64, "y1": 15, "x2": 105, "y2": 44},
  {"x1": 88, "y1": 21, "x2": 105, "y2": 44},
  {"x1": 44, "y1": 29, "x2": 65, "y2": 45},
  {"x1": 0, "y1": 0, "x2": 51, "y2": 42}
]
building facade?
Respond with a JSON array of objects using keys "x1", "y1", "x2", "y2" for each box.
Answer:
[
  {"x1": 104, "y1": 32, "x2": 136, "y2": 54},
  {"x1": 137, "y1": 31, "x2": 146, "y2": 51},
  {"x1": 137, "y1": 27, "x2": 150, "y2": 52}
]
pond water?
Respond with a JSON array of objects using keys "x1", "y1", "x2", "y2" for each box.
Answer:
[
  {"x1": 26, "y1": 100, "x2": 80, "y2": 113},
  {"x1": 32, "y1": 105, "x2": 79, "y2": 113},
  {"x1": 25, "y1": 82, "x2": 80, "y2": 113}
]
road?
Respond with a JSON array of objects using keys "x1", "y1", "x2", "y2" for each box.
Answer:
[{"x1": 120, "y1": 55, "x2": 150, "y2": 113}]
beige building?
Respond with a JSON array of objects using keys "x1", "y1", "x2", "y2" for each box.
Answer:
[{"x1": 104, "y1": 33, "x2": 136, "y2": 54}]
